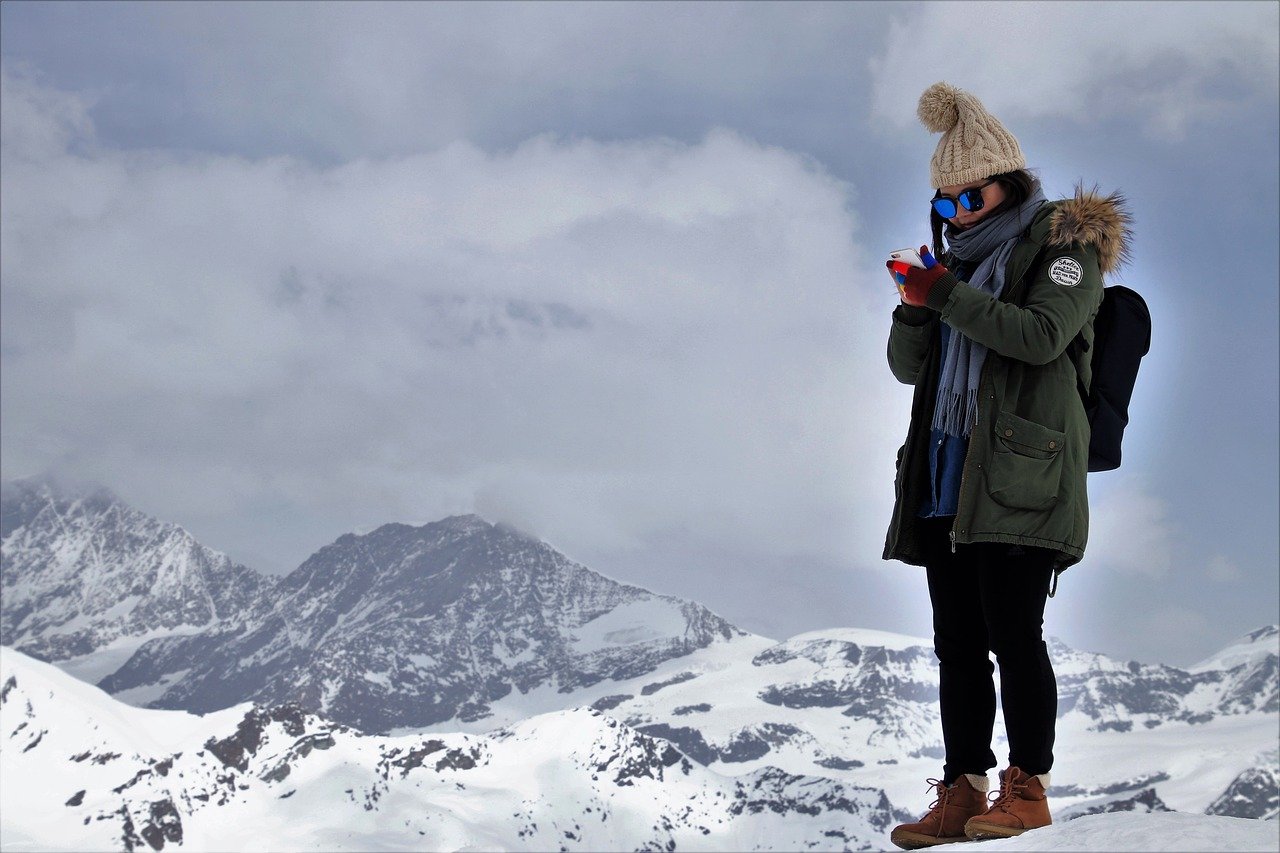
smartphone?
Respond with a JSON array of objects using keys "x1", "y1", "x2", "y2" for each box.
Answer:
[{"x1": 888, "y1": 247, "x2": 926, "y2": 268}]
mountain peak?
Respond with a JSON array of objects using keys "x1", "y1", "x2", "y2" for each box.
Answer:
[
  {"x1": 1246, "y1": 624, "x2": 1279, "y2": 644},
  {"x1": 2, "y1": 473, "x2": 121, "y2": 507},
  {"x1": 1, "y1": 479, "x2": 269, "y2": 667},
  {"x1": 438, "y1": 513, "x2": 494, "y2": 532},
  {"x1": 116, "y1": 506, "x2": 740, "y2": 731},
  {"x1": 1189, "y1": 624, "x2": 1280, "y2": 673}
]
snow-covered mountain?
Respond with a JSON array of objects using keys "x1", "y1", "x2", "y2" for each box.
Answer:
[
  {"x1": 3, "y1": 647, "x2": 1276, "y2": 852},
  {"x1": 3, "y1": 476, "x2": 1276, "y2": 839},
  {"x1": 437, "y1": 623, "x2": 1275, "y2": 824},
  {"x1": 11, "y1": 477, "x2": 1273, "y2": 743},
  {"x1": 1, "y1": 647, "x2": 905, "y2": 852},
  {"x1": 97, "y1": 513, "x2": 742, "y2": 732},
  {"x1": 1049, "y1": 626, "x2": 1278, "y2": 728},
  {"x1": 2, "y1": 479, "x2": 743, "y2": 732},
  {"x1": 0, "y1": 476, "x2": 268, "y2": 681}
]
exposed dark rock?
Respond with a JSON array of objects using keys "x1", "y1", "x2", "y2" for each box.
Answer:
[
  {"x1": 1062, "y1": 787, "x2": 1171, "y2": 820},
  {"x1": 758, "y1": 681, "x2": 857, "y2": 708},
  {"x1": 21, "y1": 729, "x2": 44, "y2": 751},
  {"x1": 591, "y1": 694, "x2": 633, "y2": 711},
  {"x1": 608, "y1": 736, "x2": 685, "y2": 787},
  {"x1": 384, "y1": 740, "x2": 447, "y2": 777},
  {"x1": 1096, "y1": 772, "x2": 1170, "y2": 795},
  {"x1": 1206, "y1": 766, "x2": 1280, "y2": 819},
  {"x1": 435, "y1": 745, "x2": 483, "y2": 771},
  {"x1": 635, "y1": 724, "x2": 718, "y2": 766},
  {"x1": 1, "y1": 476, "x2": 269, "y2": 667},
  {"x1": 718, "y1": 723, "x2": 803, "y2": 764},
  {"x1": 261, "y1": 761, "x2": 291, "y2": 783},
  {"x1": 909, "y1": 745, "x2": 945, "y2": 760},
  {"x1": 639, "y1": 672, "x2": 699, "y2": 696},
  {"x1": 139, "y1": 799, "x2": 183, "y2": 850},
  {"x1": 204, "y1": 705, "x2": 308, "y2": 771},
  {"x1": 718, "y1": 731, "x2": 771, "y2": 764},
  {"x1": 727, "y1": 766, "x2": 913, "y2": 831},
  {"x1": 1095, "y1": 720, "x2": 1133, "y2": 733},
  {"x1": 91, "y1": 515, "x2": 741, "y2": 733}
]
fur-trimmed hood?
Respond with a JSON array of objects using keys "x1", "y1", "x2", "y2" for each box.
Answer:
[{"x1": 1047, "y1": 184, "x2": 1134, "y2": 276}]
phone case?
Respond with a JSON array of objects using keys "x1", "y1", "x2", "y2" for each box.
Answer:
[{"x1": 888, "y1": 248, "x2": 926, "y2": 268}]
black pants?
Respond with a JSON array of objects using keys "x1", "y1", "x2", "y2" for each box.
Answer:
[{"x1": 920, "y1": 517, "x2": 1057, "y2": 784}]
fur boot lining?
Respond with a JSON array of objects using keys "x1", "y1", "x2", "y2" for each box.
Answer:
[{"x1": 964, "y1": 772, "x2": 991, "y2": 792}]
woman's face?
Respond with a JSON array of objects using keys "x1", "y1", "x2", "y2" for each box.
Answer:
[{"x1": 938, "y1": 178, "x2": 1007, "y2": 230}]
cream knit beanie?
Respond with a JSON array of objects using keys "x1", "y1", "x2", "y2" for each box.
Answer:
[{"x1": 918, "y1": 82, "x2": 1025, "y2": 189}]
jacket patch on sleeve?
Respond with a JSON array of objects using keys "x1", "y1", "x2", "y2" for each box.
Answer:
[{"x1": 1048, "y1": 257, "x2": 1084, "y2": 286}]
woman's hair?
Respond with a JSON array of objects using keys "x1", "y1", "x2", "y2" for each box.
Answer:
[{"x1": 930, "y1": 169, "x2": 1041, "y2": 260}]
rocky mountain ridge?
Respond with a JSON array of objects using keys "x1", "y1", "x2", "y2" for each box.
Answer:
[
  {"x1": 2, "y1": 477, "x2": 742, "y2": 732},
  {"x1": 1, "y1": 649, "x2": 906, "y2": 851},
  {"x1": 1, "y1": 477, "x2": 268, "y2": 666},
  {"x1": 2, "y1": 476, "x2": 1276, "y2": 827}
]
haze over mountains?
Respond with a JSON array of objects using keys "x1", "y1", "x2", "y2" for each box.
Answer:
[
  {"x1": 4, "y1": 649, "x2": 910, "y2": 852},
  {"x1": 2, "y1": 474, "x2": 1277, "y2": 850},
  {"x1": 1, "y1": 477, "x2": 268, "y2": 666},
  {"x1": 2, "y1": 476, "x2": 740, "y2": 731}
]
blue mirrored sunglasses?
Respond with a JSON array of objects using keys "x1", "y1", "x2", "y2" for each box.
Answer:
[{"x1": 931, "y1": 179, "x2": 997, "y2": 219}]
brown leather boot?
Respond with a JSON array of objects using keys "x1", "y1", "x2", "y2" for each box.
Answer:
[
  {"x1": 890, "y1": 774, "x2": 989, "y2": 849},
  {"x1": 964, "y1": 766, "x2": 1052, "y2": 840}
]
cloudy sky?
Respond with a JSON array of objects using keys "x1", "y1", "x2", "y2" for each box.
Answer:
[{"x1": 2, "y1": 1, "x2": 1276, "y2": 667}]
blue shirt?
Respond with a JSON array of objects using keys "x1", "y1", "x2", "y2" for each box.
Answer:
[
  {"x1": 917, "y1": 319, "x2": 970, "y2": 518},
  {"x1": 917, "y1": 259, "x2": 973, "y2": 520}
]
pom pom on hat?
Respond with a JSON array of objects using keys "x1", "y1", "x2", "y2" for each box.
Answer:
[
  {"x1": 917, "y1": 82, "x2": 962, "y2": 133},
  {"x1": 916, "y1": 81, "x2": 1026, "y2": 188}
]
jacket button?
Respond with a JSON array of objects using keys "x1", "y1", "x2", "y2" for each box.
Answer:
[
  {"x1": 1004, "y1": 429, "x2": 1013, "y2": 437},
  {"x1": 1048, "y1": 440, "x2": 1056, "y2": 449}
]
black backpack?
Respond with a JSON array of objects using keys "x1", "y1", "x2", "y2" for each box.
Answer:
[{"x1": 1078, "y1": 285, "x2": 1151, "y2": 472}]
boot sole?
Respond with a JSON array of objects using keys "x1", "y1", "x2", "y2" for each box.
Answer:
[
  {"x1": 890, "y1": 828, "x2": 971, "y2": 849},
  {"x1": 963, "y1": 820, "x2": 1028, "y2": 840}
]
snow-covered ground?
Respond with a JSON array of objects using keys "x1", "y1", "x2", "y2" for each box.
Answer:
[
  {"x1": 4, "y1": 644, "x2": 1277, "y2": 852},
  {"x1": 975, "y1": 811, "x2": 1277, "y2": 852},
  {"x1": 404, "y1": 624, "x2": 1277, "y2": 824},
  {"x1": 0, "y1": 647, "x2": 899, "y2": 851}
]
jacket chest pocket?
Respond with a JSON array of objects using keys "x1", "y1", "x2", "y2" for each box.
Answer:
[{"x1": 985, "y1": 411, "x2": 1066, "y2": 511}]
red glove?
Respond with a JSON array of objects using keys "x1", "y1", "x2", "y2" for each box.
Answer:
[{"x1": 886, "y1": 245, "x2": 947, "y2": 308}]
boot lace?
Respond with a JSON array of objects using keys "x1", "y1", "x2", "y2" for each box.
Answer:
[
  {"x1": 922, "y1": 778, "x2": 952, "y2": 834},
  {"x1": 987, "y1": 769, "x2": 1029, "y2": 813}
]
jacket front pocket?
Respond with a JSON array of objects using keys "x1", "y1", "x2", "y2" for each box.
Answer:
[{"x1": 985, "y1": 411, "x2": 1066, "y2": 511}]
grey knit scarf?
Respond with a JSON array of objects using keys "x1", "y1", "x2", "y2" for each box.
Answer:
[{"x1": 932, "y1": 185, "x2": 1047, "y2": 437}]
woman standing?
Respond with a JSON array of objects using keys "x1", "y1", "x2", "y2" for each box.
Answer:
[{"x1": 883, "y1": 82, "x2": 1132, "y2": 849}]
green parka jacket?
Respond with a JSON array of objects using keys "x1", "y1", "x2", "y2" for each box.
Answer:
[{"x1": 883, "y1": 186, "x2": 1133, "y2": 579}]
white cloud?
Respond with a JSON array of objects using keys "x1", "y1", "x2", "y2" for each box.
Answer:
[
  {"x1": 1128, "y1": 603, "x2": 1214, "y2": 666},
  {"x1": 869, "y1": 1, "x2": 1279, "y2": 138},
  {"x1": 1206, "y1": 554, "x2": 1243, "y2": 583},
  {"x1": 0, "y1": 60, "x2": 97, "y2": 160},
  {"x1": 0, "y1": 65, "x2": 909, "y2": 573},
  {"x1": 2, "y1": 2, "x2": 890, "y2": 162},
  {"x1": 1086, "y1": 474, "x2": 1175, "y2": 577}
]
